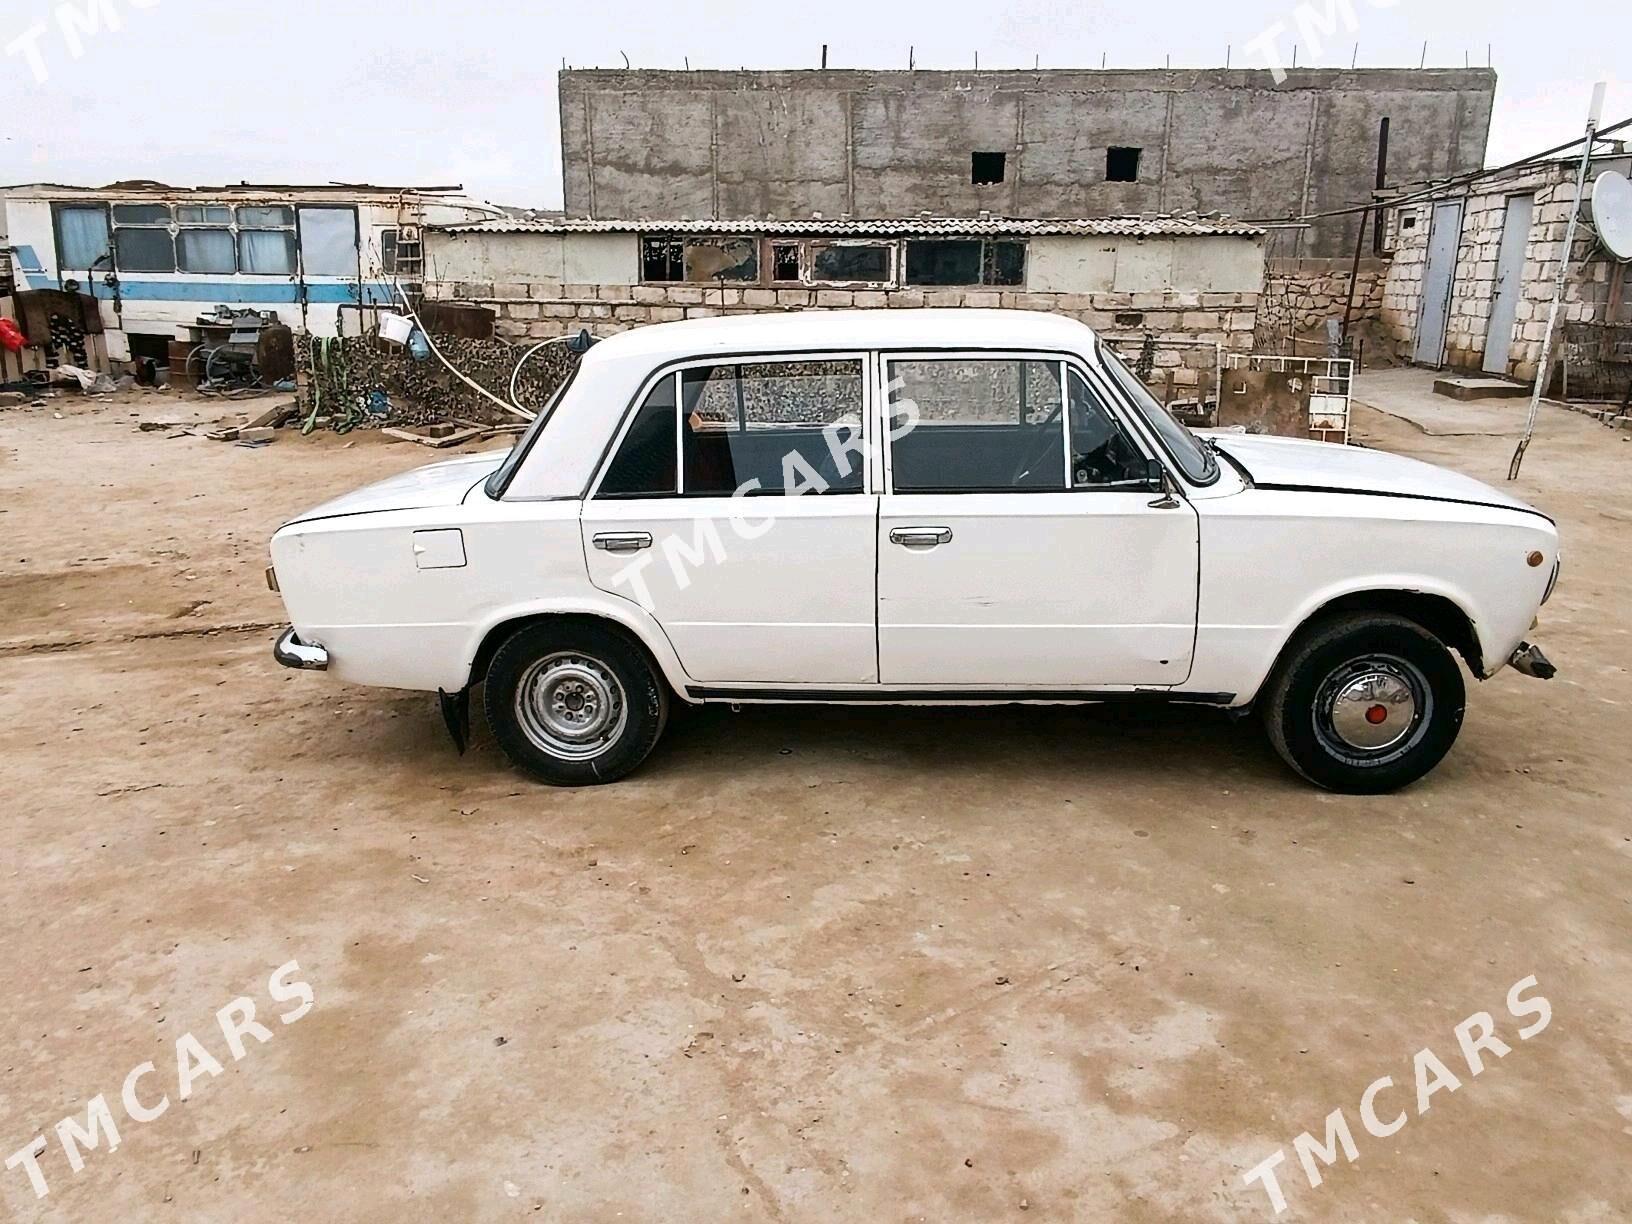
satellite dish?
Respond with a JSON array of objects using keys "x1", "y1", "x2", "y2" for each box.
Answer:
[{"x1": 1590, "y1": 169, "x2": 1632, "y2": 261}]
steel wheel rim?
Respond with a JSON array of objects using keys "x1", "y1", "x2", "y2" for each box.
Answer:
[
  {"x1": 514, "y1": 652, "x2": 627, "y2": 761},
  {"x1": 1313, "y1": 654, "x2": 1432, "y2": 766}
]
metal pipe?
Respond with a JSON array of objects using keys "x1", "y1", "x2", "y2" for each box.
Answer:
[{"x1": 1509, "y1": 82, "x2": 1607, "y2": 481}]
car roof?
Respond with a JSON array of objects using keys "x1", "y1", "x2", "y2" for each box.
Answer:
[{"x1": 581, "y1": 308, "x2": 1099, "y2": 366}]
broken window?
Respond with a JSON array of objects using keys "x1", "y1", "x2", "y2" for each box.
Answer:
[
  {"x1": 771, "y1": 242, "x2": 801, "y2": 282},
  {"x1": 811, "y1": 243, "x2": 890, "y2": 284},
  {"x1": 971, "y1": 152, "x2": 1007, "y2": 186},
  {"x1": 682, "y1": 236, "x2": 758, "y2": 283},
  {"x1": 1106, "y1": 147, "x2": 1142, "y2": 183},
  {"x1": 904, "y1": 239, "x2": 1026, "y2": 287},
  {"x1": 642, "y1": 236, "x2": 685, "y2": 282}
]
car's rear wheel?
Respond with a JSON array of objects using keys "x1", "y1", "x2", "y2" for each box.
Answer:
[
  {"x1": 1261, "y1": 612, "x2": 1465, "y2": 793},
  {"x1": 484, "y1": 622, "x2": 668, "y2": 785}
]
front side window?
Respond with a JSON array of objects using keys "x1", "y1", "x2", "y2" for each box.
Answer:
[
  {"x1": 681, "y1": 359, "x2": 865, "y2": 496},
  {"x1": 888, "y1": 358, "x2": 1065, "y2": 492},
  {"x1": 1100, "y1": 347, "x2": 1216, "y2": 485}
]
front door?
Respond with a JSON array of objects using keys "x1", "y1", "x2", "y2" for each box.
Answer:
[
  {"x1": 876, "y1": 354, "x2": 1200, "y2": 689},
  {"x1": 1414, "y1": 200, "x2": 1464, "y2": 367},
  {"x1": 581, "y1": 354, "x2": 879, "y2": 686},
  {"x1": 1484, "y1": 194, "x2": 1534, "y2": 376}
]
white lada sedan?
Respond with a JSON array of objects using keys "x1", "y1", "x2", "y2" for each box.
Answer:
[{"x1": 268, "y1": 310, "x2": 1559, "y2": 793}]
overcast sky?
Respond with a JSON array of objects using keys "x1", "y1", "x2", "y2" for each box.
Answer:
[{"x1": 2, "y1": 0, "x2": 1626, "y2": 211}]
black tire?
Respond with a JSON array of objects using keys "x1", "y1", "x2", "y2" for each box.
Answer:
[
  {"x1": 1260, "y1": 612, "x2": 1465, "y2": 794},
  {"x1": 483, "y1": 621, "x2": 668, "y2": 786}
]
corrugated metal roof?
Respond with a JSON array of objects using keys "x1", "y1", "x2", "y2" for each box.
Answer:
[{"x1": 436, "y1": 215, "x2": 1265, "y2": 238}]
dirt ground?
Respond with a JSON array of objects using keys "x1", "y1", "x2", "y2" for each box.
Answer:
[{"x1": 0, "y1": 378, "x2": 1628, "y2": 1223}]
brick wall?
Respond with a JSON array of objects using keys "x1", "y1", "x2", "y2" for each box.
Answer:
[{"x1": 423, "y1": 279, "x2": 1259, "y2": 388}]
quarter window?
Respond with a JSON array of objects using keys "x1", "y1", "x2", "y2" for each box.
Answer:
[
  {"x1": 888, "y1": 358, "x2": 1065, "y2": 492},
  {"x1": 680, "y1": 359, "x2": 865, "y2": 496},
  {"x1": 599, "y1": 375, "x2": 678, "y2": 498}
]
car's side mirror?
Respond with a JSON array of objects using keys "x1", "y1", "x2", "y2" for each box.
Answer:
[{"x1": 1146, "y1": 459, "x2": 1181, "y2": 509}]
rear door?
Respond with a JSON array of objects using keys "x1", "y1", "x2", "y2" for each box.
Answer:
[
  {"x1": 876, "y1": 352, "x2": 1199, "y2": 689},
  {"x1": 581, "y1": 353, "x2": 879, "y2": 687}
]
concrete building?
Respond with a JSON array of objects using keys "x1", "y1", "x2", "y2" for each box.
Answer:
[
  {"x1": 1379, "y1": 153, "x2": 1632, "y2": 386},
  {"x1": 559, "y1": 68, "x2": 1495, "y2": 258},
  {"x1": 424, "y1": 215, "x2": 1265, "y2": 387}
]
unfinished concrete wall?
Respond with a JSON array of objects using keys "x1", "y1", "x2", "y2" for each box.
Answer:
[{"x1": 560, "y1": 68, "x2": 1495, "y2": 258}]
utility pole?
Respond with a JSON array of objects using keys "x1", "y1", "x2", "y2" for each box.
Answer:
[{"x1": 1510, "y1": 82, "x2": 1606, "y2": 480}]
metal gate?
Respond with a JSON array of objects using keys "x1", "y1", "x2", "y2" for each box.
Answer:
[
  {"x1": 1414, "y1": 200, "x2": 1464, "y2": 367},
  {"x1": 1483, "y1": 194, "x2": 1534, "y2": 376}
]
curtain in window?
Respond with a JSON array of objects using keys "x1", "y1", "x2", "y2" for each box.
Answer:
[
  {"x1": 296, "y1": 208, "x2": 359, "y2": 277},
  {"x1": 177, "y1": 229, "x2": 236, "y2": 274},
  {"x1": 238, "y1": 230, "x2": 295, "y2": 275},
  {"x1": 57, "y1": 207, "x2": 111, "y2": 270}
]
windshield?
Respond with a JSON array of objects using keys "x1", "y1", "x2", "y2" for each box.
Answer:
[
  {"x1": 482, "y1": 364, "x2": 580, "y2": 499},
  {"x1": 1100, "y1": 346, "x2": 1218, "y2": 485}
]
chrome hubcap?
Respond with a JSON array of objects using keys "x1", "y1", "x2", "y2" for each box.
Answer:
[
  {"x1": 1314, "y1": 653, "x2": 1432, "y2": 765},
  {"x1": 1328, "y1": 670, "x2": 1417, "y2": 751},
  {"x1": 515, "y1": 652, "x2": 627, "y2": 761}
]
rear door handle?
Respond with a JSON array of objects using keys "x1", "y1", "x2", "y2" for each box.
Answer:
[
  {"x1": 593, "y1": 532, "x2": 653, "y2": 553},
  {"x1": 889, "y1": 527, "x2": 953, "y2": 548}
]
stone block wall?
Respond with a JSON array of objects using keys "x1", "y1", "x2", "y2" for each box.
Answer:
[
  {"x1": 1255, "y1": 257, "x2": 1388, "y2": 352},
  {"x1": 423, "y1": 279, "x2": 1259, "y2": 388}
]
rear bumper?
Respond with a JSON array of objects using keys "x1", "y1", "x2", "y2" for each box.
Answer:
[{"x1": 273, "y1": 627, "x2": 329, "y2": 671}]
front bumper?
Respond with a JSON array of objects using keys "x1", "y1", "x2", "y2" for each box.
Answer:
[{"x1": 273, "y1": 627, "x2": 329, "y2": 671}]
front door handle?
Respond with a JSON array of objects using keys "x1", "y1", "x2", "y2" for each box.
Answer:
[
  {"x1": 593, "y1": 532, "x2": 653, "y2": 553},
  {"x1": 889, "y1": 527, "x2": 953, "y2": 548}
]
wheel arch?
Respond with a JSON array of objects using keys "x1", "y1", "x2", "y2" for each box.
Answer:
[
  {"x1": 1260, "y1": 588, "x2": 1484, "y2": 701},
  {"x1": 463, "y1": 601, "x2": 693, "y2": 700}
]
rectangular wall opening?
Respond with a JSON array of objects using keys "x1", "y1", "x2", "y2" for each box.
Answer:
[
  {"x1": 971, "y1": 151, "x2": 1007, "y2": 186},
  {"x1": 1106, "y1": 147, "x2": 1142, "y2": 183}
]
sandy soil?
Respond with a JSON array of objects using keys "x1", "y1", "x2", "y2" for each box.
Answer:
[{"x1": 0, "y1": 380, "x2": 1628, "y2": 1222}]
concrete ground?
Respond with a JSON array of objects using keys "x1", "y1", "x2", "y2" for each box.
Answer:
[{"x1": 1, "y1": 375, "x2": 1628, "y2": 1223}]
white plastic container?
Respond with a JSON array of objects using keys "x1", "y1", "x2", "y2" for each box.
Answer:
[{"x1": 378, "y1": 312, "x2": 413, "y2": 345}]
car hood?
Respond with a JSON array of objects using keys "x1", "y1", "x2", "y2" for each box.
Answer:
[
  {"x1": 1208, "y1": 433, "x2": 1546, "y2": 518},
  {"x1": 283, "y1": 448, "x2": 509, "y2": 525}
]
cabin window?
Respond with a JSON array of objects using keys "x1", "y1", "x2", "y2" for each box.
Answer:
[
  {"x1": 296, "y1": 207, "x2": 360, "y2": 278},
  {"x1": 810, "y1": 243, "x2": 891, "y2": 284},
  {"x1": 110, "y1": 203, "x2": 176, "y2": 272},
  {"x1": 236, "y1": 205, "x2": 297, "y2": 275},
  {"x1": 176, "y1": 204, "x2": 236, "y2": 274},
  {"x1": 53, "y1": 205, "x2": 112, "y2": 272},
  {"x1": 904, "y1": 239, "x2": 1026, "y2": 287}
]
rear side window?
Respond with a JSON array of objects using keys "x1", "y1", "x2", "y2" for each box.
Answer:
[
  {"x1": 680, "y1": 359, "x2": 865, "y2": 496},
  {"x1": 888, "y1": 358, "x2": 1065, "y2": 492},
  {"x1": 599, "y1": 374, "x2": 678, "y2": 497}
]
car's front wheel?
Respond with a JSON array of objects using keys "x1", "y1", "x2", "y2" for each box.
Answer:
[
  {"x1": 484, "y1": 621, "x2": 669, "y2": 785},
  {"x1": 1261, "y1": 612, "x2": 1466, "y2": 793}
]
